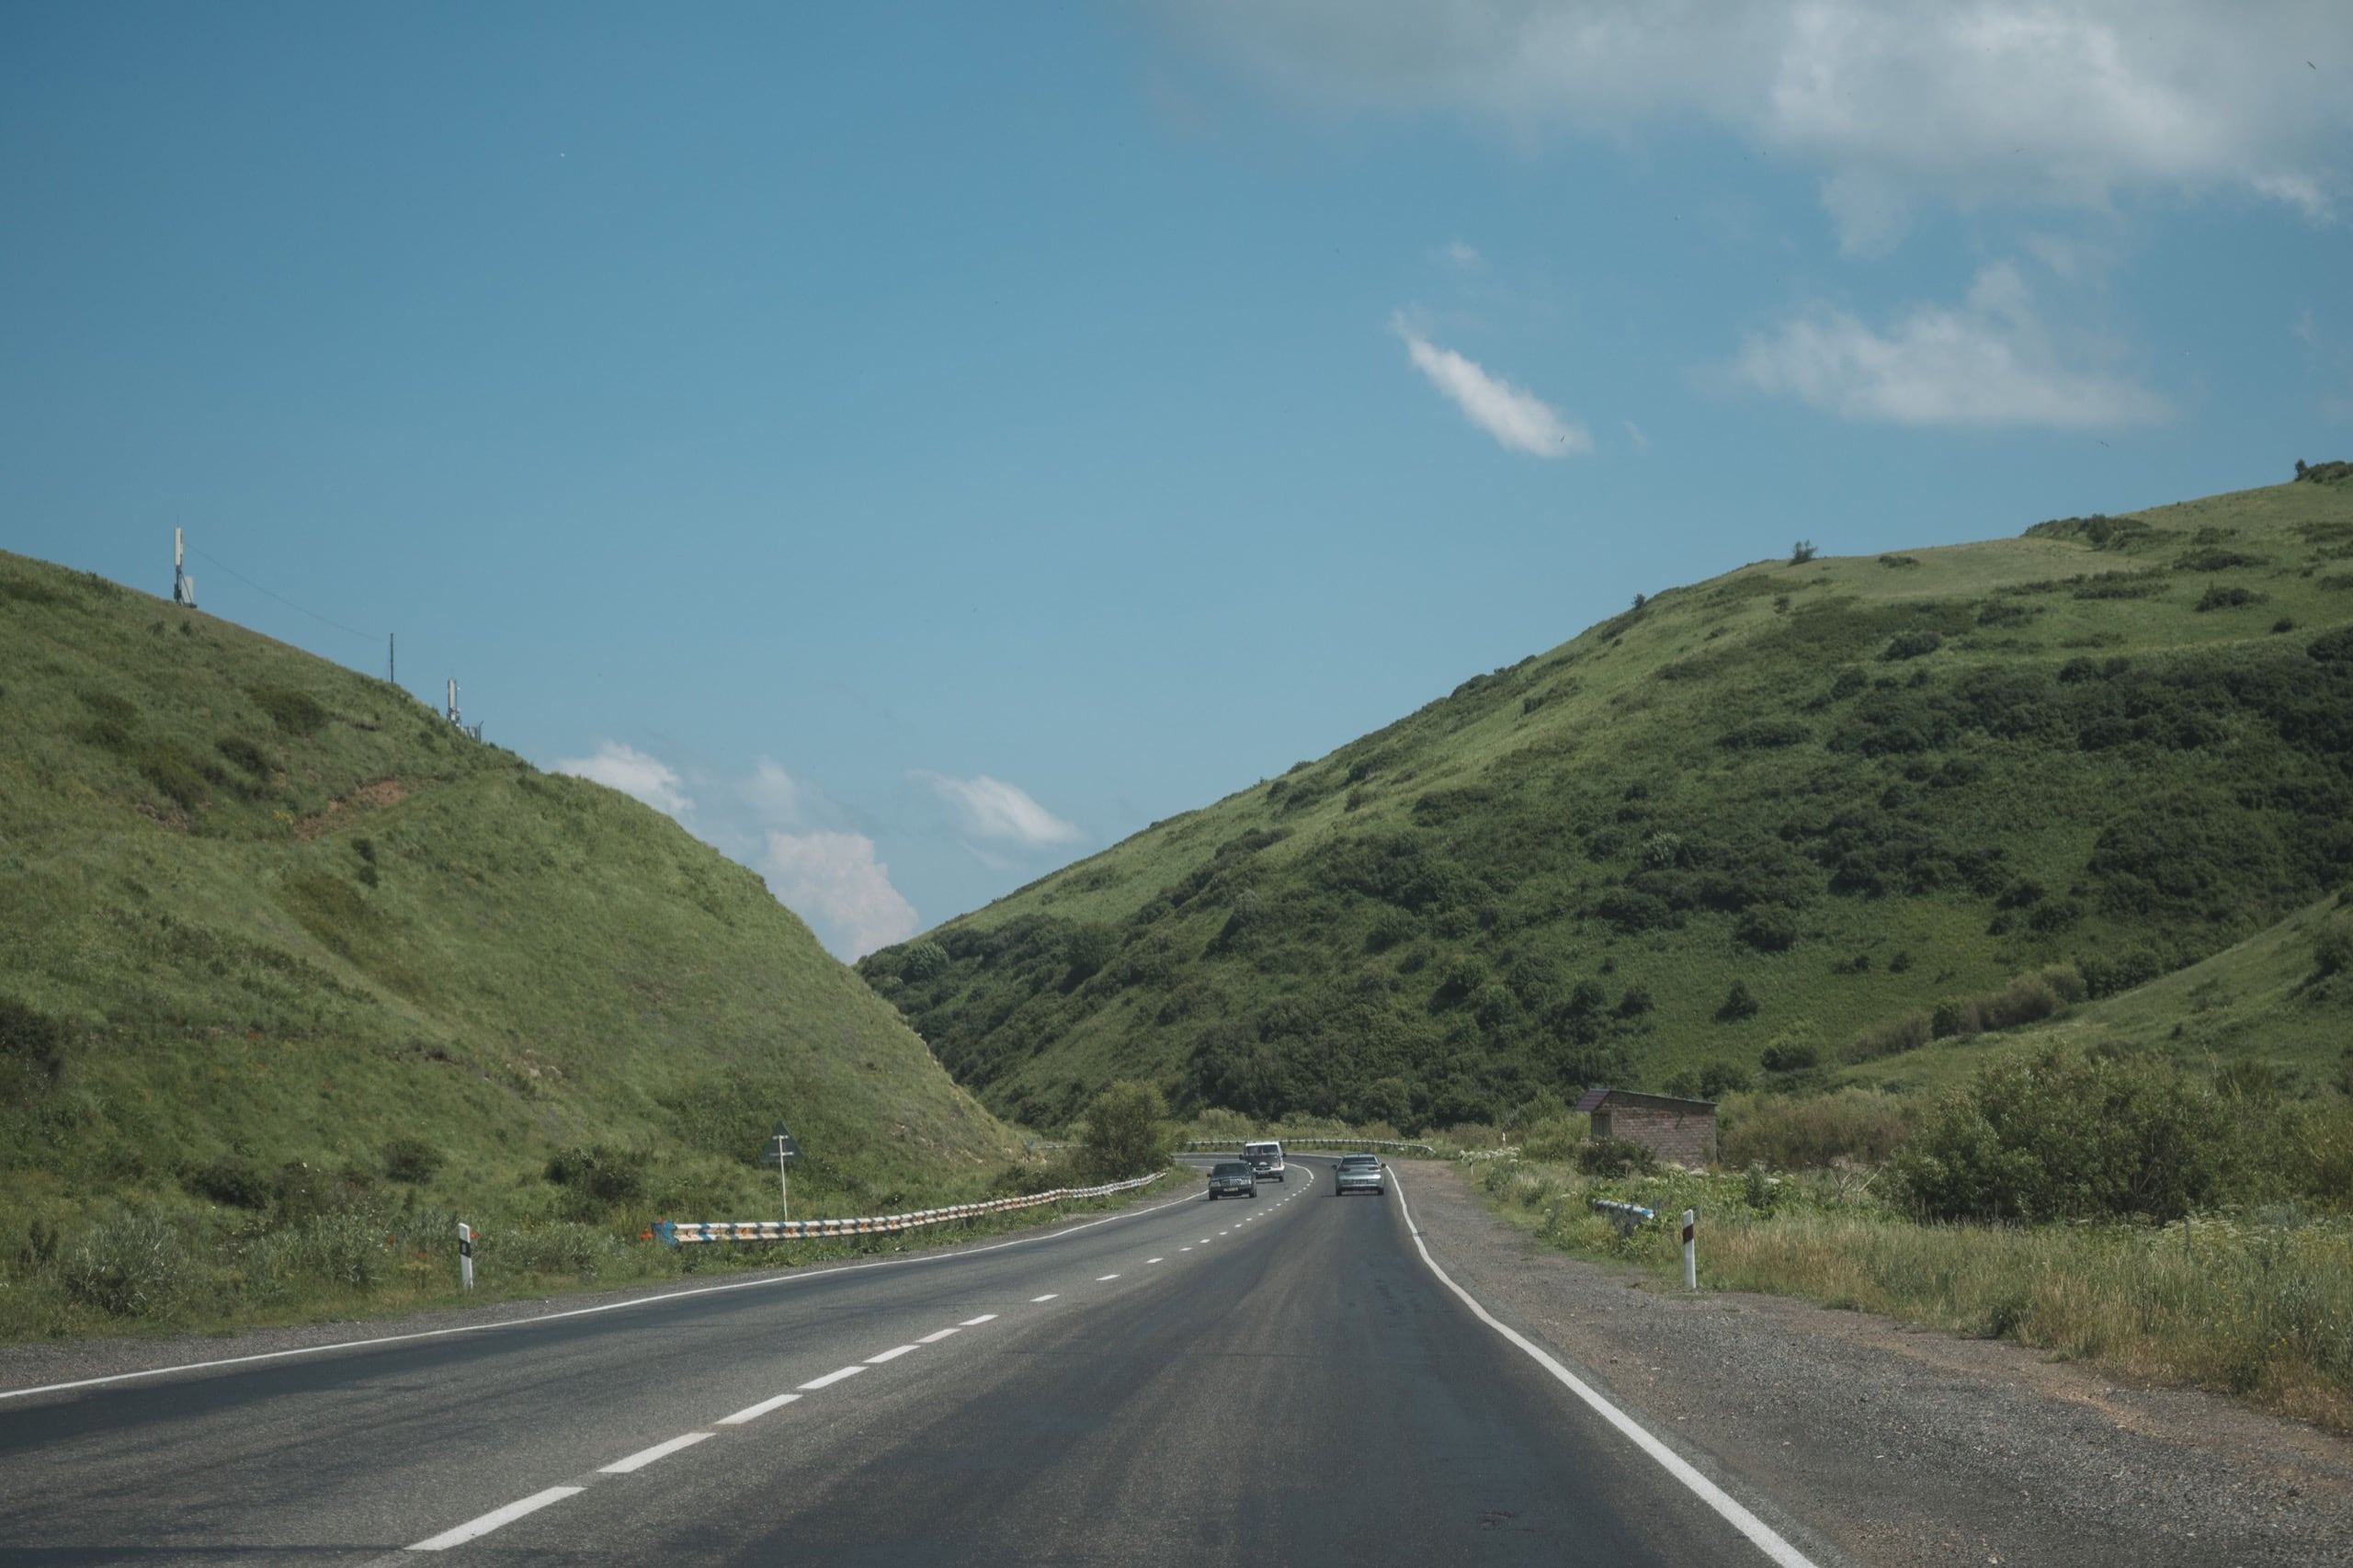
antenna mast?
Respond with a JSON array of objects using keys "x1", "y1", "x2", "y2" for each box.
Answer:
[{"x1": 171, "y1": 528, "x2": 197, "y2": 608}]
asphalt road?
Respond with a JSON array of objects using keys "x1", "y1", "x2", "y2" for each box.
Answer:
[{"x1": 0, "y1": 1161, "x2": 1804, "y2": 1566}]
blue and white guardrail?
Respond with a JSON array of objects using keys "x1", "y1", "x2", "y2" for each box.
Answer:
[{"x1": 654, "y1": 1172, "x2": 1164, "y2": 1246}]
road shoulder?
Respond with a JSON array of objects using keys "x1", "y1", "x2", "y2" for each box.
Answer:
[{"x1": 1397, "y1": 1160, "x2": 2353, "y2": 1568}]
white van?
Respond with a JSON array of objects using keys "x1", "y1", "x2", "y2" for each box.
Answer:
[{"x1": 1240, "y1": 1141, "x2": 1286, "y2": 1181}]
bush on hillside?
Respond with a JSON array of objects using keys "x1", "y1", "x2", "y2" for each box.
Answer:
[
  {"x1": 1881, "y1": 629, "x2": 1944, "y2": 661},
  {"x1": 2195, "y1": 585, "x2": 2261, "y2": 612},
  {"x1": 0, "y1": 996, "x2": 70, "y2": 1081},
  {"x1": 248, "y1": 684, "x2": 329, "y2": 736},
  {"x1": 1735, "y1": 903, "x2": 1798, "y2": 951},
  {"x1": 1075, "y1": 1081, "x2": 1170, "y2": 1183},
  {"x1": 183, "y1": 1155, "x2": 271, "y2": 1210},
  {"x1": 1892, "y1": 1047, "x2": 2226, "y2": 1222},
  {"x1": 544, "y1": 1144, "x2": 647, "y2": 1205},
  {"x1": 1838, "y1": 1011, "x2": 1930, "y2": 1064},
  {"x1": 1714, "y1": 981, "x2": 1761, "y2": 1022},
  {"x1": 1722, "y1": 1090, "x2": 1909, "y2": 1170},
  {"x1": 381, "y1": 1135, "x2": 445, "y2": 1185},
  {"x1": 215, "y1": 733, "x2": 271, "y2": 778}
]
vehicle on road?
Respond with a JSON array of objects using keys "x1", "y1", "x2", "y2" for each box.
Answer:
[
  {"x1": 1333, "y1": 1153, "x2": 1386, "y2": 1197},
  {"x1": 1207, "y1": 1160, "x2": 1257, "y2": 1199},
  {"x1": 1241, "y1": 1140, "x2": 1286, "y2": 1181}
]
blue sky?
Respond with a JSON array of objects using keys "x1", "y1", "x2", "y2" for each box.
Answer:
[{"x1": 6, "y1": 2, "x2": 2349, "y2": 957}]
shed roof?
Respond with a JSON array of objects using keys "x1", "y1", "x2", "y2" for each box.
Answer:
[{"x1": 1574, "y1": 1087, "x2": 1718, "y2": 1115}]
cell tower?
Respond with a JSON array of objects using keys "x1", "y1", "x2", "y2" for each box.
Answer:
[
  {"x1": 446, "y1": 677, "x2": 461, "y2": 726},
  {"x1": 171, "y1": 528, "x2": 197, "y2": 608}
]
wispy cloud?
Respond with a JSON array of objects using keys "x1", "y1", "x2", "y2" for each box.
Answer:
[
  {"x1": 915, "y1": 771, "x2": 1084, "y2": 847},
  {"x1": 1393, "y1": 315, "x2": 1590, "y2": 457},
  {"x1": 1726, "y1": 263, "x2": 2171, "y2": 430},
  {"x1": 761, "y1": 831, "x2": 918, "y2": 959},
  {"x1": 1442, "y1": 238, "x2": 1483, "y2": 269},
  {"x1": 1168, "y1": 1, "x2": 2351, "y2": 248},
  {"x1": 552, "y1": 741, "x2": 694, "y2": 820}
]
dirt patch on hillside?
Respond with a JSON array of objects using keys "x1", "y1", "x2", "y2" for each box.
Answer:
[
  {"x1": 293, "y1": 778, "x2": 411, "y2": 840},
  {"x1": 1401, "y1": 1159, "x2": 2353, "y2": 1568}
]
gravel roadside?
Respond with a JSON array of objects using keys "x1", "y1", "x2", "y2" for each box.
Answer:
[{"x1": 1397, "y1": 1159, "x2": 2353, "y2": 1568}]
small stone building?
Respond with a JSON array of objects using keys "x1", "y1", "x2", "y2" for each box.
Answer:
[{"x1": 1574, "y1": 1087, "x2": 1717, "y2": 1167}]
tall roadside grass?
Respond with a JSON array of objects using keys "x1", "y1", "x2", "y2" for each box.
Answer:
[{"x1": 1473, "y1": 1156, "x2": 2353, "y2": 1433}]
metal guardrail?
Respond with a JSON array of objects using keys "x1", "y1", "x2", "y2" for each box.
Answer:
[
  {"x1": 654, "y1": 1172, "x2": 1165, "y2": 1246},
  {"x1": 1179, "y1": 1138, "x2": 1438, "y2": 1156}
]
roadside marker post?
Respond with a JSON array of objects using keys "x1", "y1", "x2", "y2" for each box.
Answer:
[
  {"x1": 762, "y1": 1121, "x2": 802, "y2": 1221},
  {"x1": 458, "y1": 1221, "x2": 474, "y2": 1290},
  {"x1": 1680, "y1": 1209, "x2": 1697, "y2": 1291}
]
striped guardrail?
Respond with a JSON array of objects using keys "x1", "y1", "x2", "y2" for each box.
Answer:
[
  {"x1": 654, "y1": 1172, "x2": 1165, "y2": 1246},
  {"x1": 1179, "y1": 1138, "x2": 1437, "y2": 1156}
]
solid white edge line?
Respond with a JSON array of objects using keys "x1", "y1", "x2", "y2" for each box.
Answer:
[
  {"x1": 2, "y1": 1183, "x2": 1210, "y2": 1403},
  {"x1": 597, "y1": 1431, "x2": 712, "y2": 1474},
  {"x1": 406, "y1": 1485, "x2": 583, "y2": 1551},
  {"x1": 798, "y1": 1366, "x2": 867, "y2": 1391},
  {"x1": 864, "y1": 1345, "x2": 918, "y2": 1364},
  {"x1": 960, "y1": 1312, "x2": 999, "y2": 1324},
  {"x1": 916, "y1": 1327, "x2": 961, "y2": 1344},
  {"x1": 1390, "y1": 1171, "x2": 1821, "y2": 1568},
  {"x1": 716, "y1": 1392, "x2": 801, "y2": 1425}
]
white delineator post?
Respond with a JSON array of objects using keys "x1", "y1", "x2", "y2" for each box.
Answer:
[
  {"x1": 458, "y1": 1221, "x2": 475, "y2": 1290},
  {"x1": 774, "y1": 1133, "x2": 790, "y2": 1221},
  {"x1": 1681, "y1": 1209, "x2": 1697, "y2": 1291}
]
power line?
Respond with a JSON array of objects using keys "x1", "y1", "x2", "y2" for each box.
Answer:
[{"x1": 188, "y1": 546, "x2": 380, "y2": 644}]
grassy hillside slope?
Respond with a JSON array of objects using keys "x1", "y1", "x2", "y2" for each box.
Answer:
[
  {"x1": 0, "y1": 550, "x2": 1018, "y2": 1248},
  {"x1": 861, "y1": 470, "x2": 2353, "y2": 1131}
]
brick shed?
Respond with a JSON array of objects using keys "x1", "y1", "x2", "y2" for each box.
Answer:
[{"x1": 1574, "y1": 1087, "x2": 1717, "y2": 1167}]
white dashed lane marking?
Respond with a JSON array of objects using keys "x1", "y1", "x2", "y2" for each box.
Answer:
[
  {"x1": 917, "y1": 1327, "x2": 961, "y2": 1344},
  {"x1": 598, "y1": 1432, "x2": 711, "y2": 1474},
  {"x1": 408, "y1": 1486, "x2": 583, "y2": 1551},
  {"x1": 716, "y1": 1392, "x2": 800, "y2": 1426},
  {"x1": 1146, "y1": 1257, "x2": 1164, "y2": 1264},
  {"x1": 1031, "y1": 1294, "x2": 1058, "y2": 1302},
  {"x1": 961, "y1": 1313, "x2": 998, "y2": 1325},
  {"x1": 865, "y1": 1345, "x2": 918, "y2": 1365},
  {"x1": 798, "y1": 1366, "x2": 866, "y2": 1391},
  {"x1": 1097, "y1": 1274, "x2": 1120, "y2": 1281}
]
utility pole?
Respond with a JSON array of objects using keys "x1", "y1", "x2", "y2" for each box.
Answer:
[{"x1": 171, "y1": 528, "x2": 197, "y2": 608}]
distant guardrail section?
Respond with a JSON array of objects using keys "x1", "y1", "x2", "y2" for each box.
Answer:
[
  {"x1": 1179, "y1": 1138, "x2": 1437, "y2": 1156},
  {"x1": 654, "y1": 1173, "x2": 1164, "y2": 1246}
]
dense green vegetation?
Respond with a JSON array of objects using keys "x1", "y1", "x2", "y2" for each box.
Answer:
[
  {"x1": 862, "y1": 471, "x2": 2353, "y2": 1131},
  {"x1": 0, "y1": 550, "x2": 1029, "y2": 1340}
]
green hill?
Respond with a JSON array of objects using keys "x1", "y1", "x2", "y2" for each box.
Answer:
[
  {"x1": 860, "y1": 470, "x2": 2353, "y2": 1131},
  {"x1": 0, "y1": 550, "x2": 1018, "y2": 1263}
]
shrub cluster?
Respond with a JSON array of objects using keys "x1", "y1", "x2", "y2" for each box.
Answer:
[{"x1": 1892, "y1": 1047, "x2": 2224, "y2": 1221}]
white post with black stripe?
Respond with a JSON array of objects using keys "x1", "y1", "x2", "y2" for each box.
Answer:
[
  {"x1": 1680, "y1": 1209, "x2": 1696, "y2": 1291},
  {"x1": 458, "y1": 1221, "x2": 475, "y2": 1290}
]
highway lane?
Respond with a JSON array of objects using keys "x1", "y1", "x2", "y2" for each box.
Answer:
[{"x1": 0, "y1": 1161, "x2": 1804, "y2": 1566}]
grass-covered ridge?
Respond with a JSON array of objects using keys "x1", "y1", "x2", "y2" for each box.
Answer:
[
  {"x1": 861, "y1": 471, "x2": 2353, "y2": 1129},
  {"x1": 0, "y1": 549, "x2": 1024, "y2": 1337}
]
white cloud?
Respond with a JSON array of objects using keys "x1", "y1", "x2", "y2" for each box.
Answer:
[
  {"x1": 1443, "y1": 238, "x2": 1484, "y2": 268},
  {"x1": 1620, "y1": 417, "x2": 1648, "y2": 453},
  {"x1": 552, "y1": 741, "x2": 693, "y2": 820},
  {"x1": 738, "y1": 758, "x2": 806, "y2": 826},
  {"x1": 1393, "y1": 316, "x2": 1591, "y2": 456},
  {"x1": 915, "y1": 771, "x2": 1085, "y2": 847},
  {"x1": 761, "y1": 830, "x2": 919, "y2": 959},
  {"x1": 1164, "y1": 2, "x2": 2351, "y2": 245},
  {"x1": 1727, "y1": 261, "x2": 2170, "y2": 428}
]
